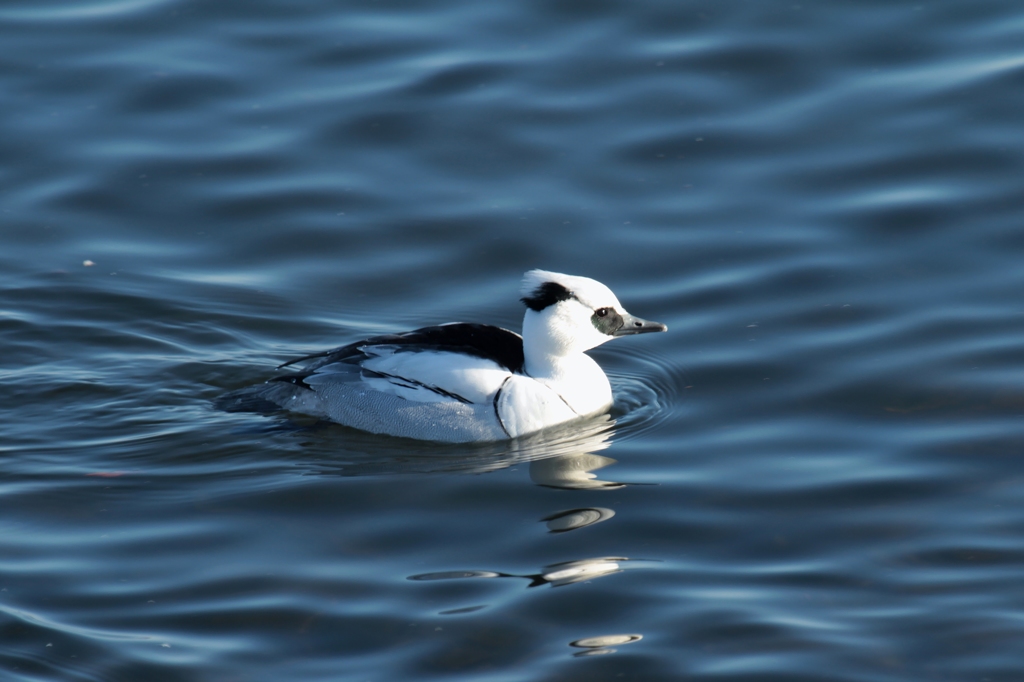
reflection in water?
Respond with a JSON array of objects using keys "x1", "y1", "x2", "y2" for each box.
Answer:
[
  {"x1": 398, "y1": 416, "x2": 641, "y2": 628},
  {"x1": 294, "y1": 412, "x2": 619, "y2": 479},
  {"x1": 570, "y1": 633, "x2": 643, "y2": 657},
  {"x1": 541, "y1": 507, "x2": 616, "y2": 533},
  {"x1": 537, "y1": 557, "x2": 628, "y2": 587},
  {"x1": 529, "y1": 453, "x2": 625, "y2": 489},
  {"x1": 437, "y1": 605, "x2": 487, "y2": 616},
  {"x1": 409, "y1": 556, "x2": 636, "y2": 588},
  {"x1": 292, "y1": 409, "x2": 647, "y2": 489}
]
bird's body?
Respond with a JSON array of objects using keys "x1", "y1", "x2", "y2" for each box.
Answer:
[{"x1": 219, "y1": 270, "x2": 666, "y2": 442}]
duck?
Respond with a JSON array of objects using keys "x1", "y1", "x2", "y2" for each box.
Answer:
[{"x1": 218, "y1": 270, "x2": 667, "y2": 442}]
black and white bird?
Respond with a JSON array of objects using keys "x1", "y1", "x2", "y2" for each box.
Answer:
[{"x1": 219, "y1": 270, "x2": 667, "y2": 442}]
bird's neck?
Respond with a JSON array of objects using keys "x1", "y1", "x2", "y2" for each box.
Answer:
[
  {"x1": 523, "y1": 343, "x2": 612, "y2": 416},
  {"x1": 521, "y1": 310, "x2": 613, "y2": 414}
]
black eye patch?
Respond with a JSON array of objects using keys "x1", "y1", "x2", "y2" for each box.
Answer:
[{"x1": 591, "y1": 307, "x2": 623, "y2": 335}]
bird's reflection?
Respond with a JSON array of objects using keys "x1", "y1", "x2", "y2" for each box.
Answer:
[
  {"x1": 569, "y1": 633, "x2": 643, "y2": 657},
  {"x1": 294, "y1": 412, "x2": 633, "y2": 488},
  {"x1": 409, "y1": 556, "x2": 636, "y2": 588},
  {"x1": 388, "y1": 414, "x2": 665, "y2": 633},
  {"x1": 530, "y1": 453, "x2": 624, "y2": 489},
  {"x1": 541, "y1": 507, "x2": 616, "y2": 533}
]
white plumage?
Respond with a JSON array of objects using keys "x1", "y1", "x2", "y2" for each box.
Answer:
[{"x1": 218, "y1": 270, "x2": 667, "y2": 442}]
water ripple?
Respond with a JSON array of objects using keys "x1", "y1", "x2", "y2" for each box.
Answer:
[{"x1": 4, "y1": 0, "x2": 1024, "y2": 680}]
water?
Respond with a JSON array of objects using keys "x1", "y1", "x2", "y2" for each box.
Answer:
[{"x1": 3, "y1": 0, "x2": 1024, "y2": 679}]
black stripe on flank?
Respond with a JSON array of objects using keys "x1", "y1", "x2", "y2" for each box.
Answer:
[
  {"x1": 363, "y1": 369, "x2": 473, "y2": 404},
  {"x1": 554, "y1": 389, "x2": 580, "y2": 416},
  {"x1": 521, "y1": 281, "x2": 575, "y2": 312},
  {"x1": 493, "y1": 377, "x2": 511, "y2": 438}
]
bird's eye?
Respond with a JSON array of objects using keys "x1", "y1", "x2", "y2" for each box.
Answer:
[{"x1": 595, "y1": 307, "x2": 609, "y2": 317}]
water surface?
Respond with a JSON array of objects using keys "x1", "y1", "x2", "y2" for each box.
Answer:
[{"x1": 3, "y1": 0, "x2": 1024, "y2": 680}]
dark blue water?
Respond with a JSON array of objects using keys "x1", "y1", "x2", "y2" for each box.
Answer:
[{"x1": 4, "y1": 0, "x2": 1024, "y2": 680}]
